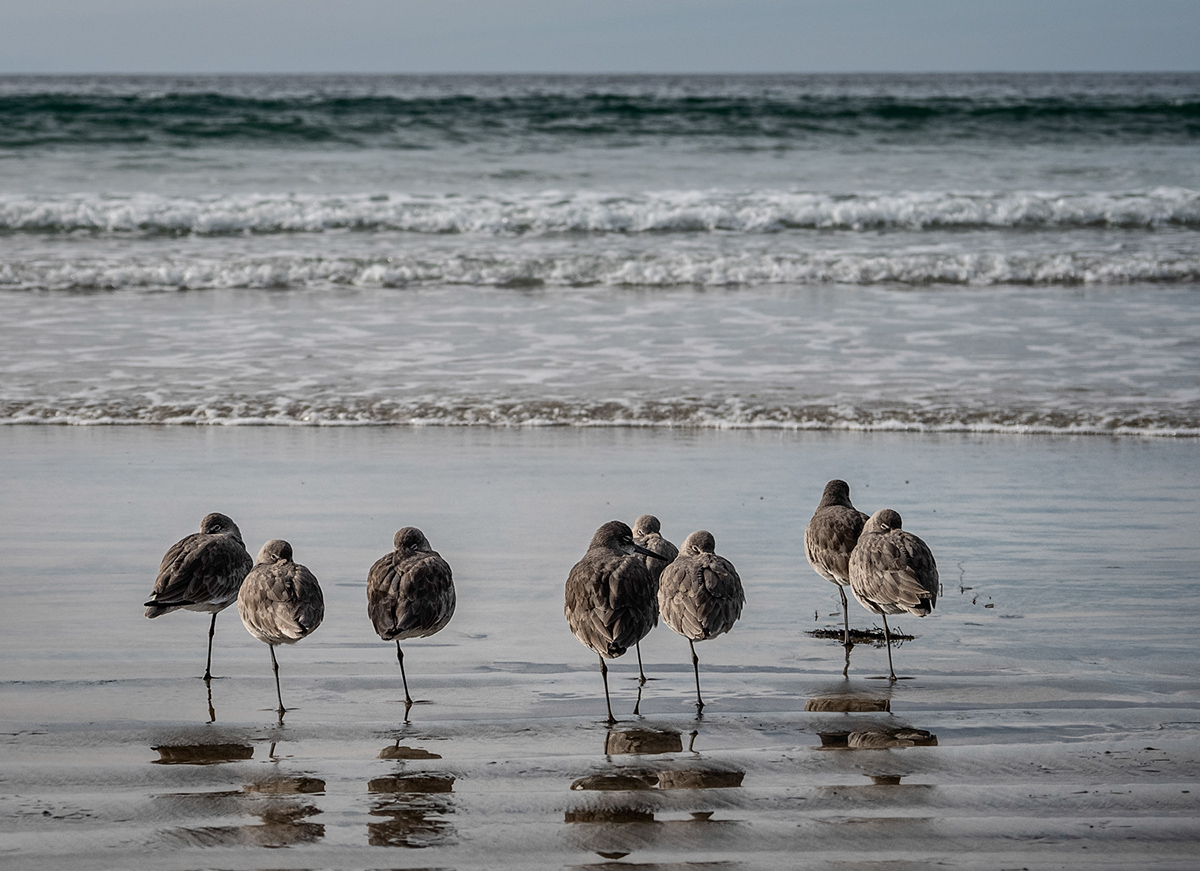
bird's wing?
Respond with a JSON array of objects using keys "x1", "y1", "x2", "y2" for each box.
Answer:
[
  {"x1": 149, "y1": 533, "x2": 250, "y2": 605},
  {"x1": 851, "y1": 535, "x2": 937, "y2": 616},
  {"x1": 372, "y1": 553, "x2": 456, "y2": 640},
  {"x1": 804, "y1": 507, "x2": 865, "y2": 582}
]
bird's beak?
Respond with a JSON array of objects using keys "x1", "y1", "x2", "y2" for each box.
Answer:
[{"x1": 633, "y1": 544, "x2": 668, "y2": 560}]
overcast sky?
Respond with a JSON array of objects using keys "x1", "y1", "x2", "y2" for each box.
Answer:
[{"x1": 1, "y1": 0, "x2": 1197, "y2": 75}]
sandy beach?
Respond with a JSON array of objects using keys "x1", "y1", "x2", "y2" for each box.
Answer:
[{"x1": 2, "y1": 425, "x2": 1199, "y2": 869}]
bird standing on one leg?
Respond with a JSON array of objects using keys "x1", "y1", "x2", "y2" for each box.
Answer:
[
  {"x1": 144, "y1": 512, "x2": 254, "y2": 681},
  {"x1": 848, "y1": 509, "x2": 938, "y2": 682},
  {"x1": 564, "y1": 521, "x2": 662, "y2": 725},
  {"x1": 657, "y1": 530, "x2": 744, "y2": 713},
  {"x1": 367, "y1": 527, "x2": 456, "y2": 718},
  {"x1": 631, "y1": 514, "x2": 678, "y2": 685},
  {"x1": 237, "y1": 539, "x2": 324, "y2": 718},
  {"x1": 804, "y1": 480, "x2": 869, "y2": 652}
]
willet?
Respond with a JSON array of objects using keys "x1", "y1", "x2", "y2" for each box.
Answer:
[
  {"x1": 804, "y1": 480, "x2": 869, "y2": 650},
  {"x1": 564, "y1": 521, "x2": 662, "y2": 725},
  {"x1": 367, "y1": 527, "x2": 456, "y2": 716},
  {"x1": 848, "y1": 509, "x2": 938, "y2": 682},
  {"x1": 657, "y1": 530, "x2": 745, "y2": 713},
  {"x1": 144, "y1": 512, "x2": 254, "y2": 681},
  {"x1": 237, "y1": 539, "x2": 325, "y2": 717},
  {"x1": 630, "y1": 514, "x2": 678, "y2": 684}
]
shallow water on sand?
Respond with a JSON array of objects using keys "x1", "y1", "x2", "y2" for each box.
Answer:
[{"x1": 2, "y1": 426, "x2": 1200, "y2": 869}]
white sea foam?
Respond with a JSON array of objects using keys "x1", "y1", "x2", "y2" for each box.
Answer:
[
  {"x1": 2, "y1": 188, "x2": 1198, "y2": 235},
  {"x1": 3, "y1": 249, "x2": 1199, "y2": 290}
]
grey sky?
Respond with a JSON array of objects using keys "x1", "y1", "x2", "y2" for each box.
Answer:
[{"x1": 1, "y1": 0, "x2": 1197, "y2": 74}]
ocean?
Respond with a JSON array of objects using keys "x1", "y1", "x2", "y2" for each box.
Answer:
[
  {"x1": 3, "y1": 74, "x2": 1200, "y2": 871},
  {"x1": 1, "y1": 72, "x2": 1198, "y2": 432}
]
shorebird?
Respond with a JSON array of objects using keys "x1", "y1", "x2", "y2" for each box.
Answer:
[
  {"x1": 630, "y1": 514, "x2": 678, "y2": 684},
  {"x1": 848, "y1": 509, "x2": 938, "y2": 682},
  {"x1": 804, "y1": 480, "x2": 869, "y2": 649},
  {"x1": 657, "y1": 530, "x2": 744, "y2": 713},
  {"x1": 367, "y1": 527, "x2": 456, "y2": 715},
  {"x1": 564, "y1": 520, "x2": 662, "y2": 725},
  {"x1": 144, "y1": 512, "x2": 254, "y2": 681},
  {"x1": 237, "y1": 539, "x2": 325, "y2": 716}
]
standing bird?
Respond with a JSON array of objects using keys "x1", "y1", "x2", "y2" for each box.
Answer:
[
  {"x1": 237, "y1": 539, "x2": 325, "y2": 717},
  {"x1": 367, "y1": 527, "x2": 456, "y2": 716},
  {"x1": 564, "y1": 521, "x2": 662, "y2": 725},
  {"x1": 657, "y1": 530, "x2": 745, "y2": 713},
  {"x1": 144, "y1": 512, "x2": 254, "y2": 681},
  {"x1": 848, "y1": 509, "x2": 938, "y2": 682},
  {"x1": 804, "y1": 480, "x2": 869, "y2": 649},
  {"x1": 630, "y1": 514, "x2": 678, "y2": 684}
]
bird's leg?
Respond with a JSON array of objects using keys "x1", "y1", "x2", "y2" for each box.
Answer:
[
  {"x1": 203, "y1": 612, "x2": 217, "y2": 682},
  {"x1": 599, "y1": 654, "x2": 616, "y2": 726},
  {"x1": 636, "y1": 642, "x2": 647, "y2": 685},
  {"x1": 839, "y1": 586, "x2": 852, "y2": 649},
  {"x1": 881, "y1": 613, "x2": 897, "y2": 682},
  {"x1": 689, "y1": 639, "x2": 705, "y2": 713},
  {"x1": 269, "y1": 644, "x2": 286, "y2": 715},
  {"x1": 395, "y1": 641, "x2": 413, "y2": 712}
]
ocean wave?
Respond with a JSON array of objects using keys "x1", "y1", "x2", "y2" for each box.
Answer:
[
  {"x1": 4, "y1": 248, "x2": 1199, "y2": 290},
  {"x1": 2, "y1": 76, "x2": 1197, "y2": 147},
  {"x1": 3, "y1": 396, "x2": 1196, "y2": 437},
  {"x1": 2, "y1": 189, "x2": 1199, "y2": 236}
]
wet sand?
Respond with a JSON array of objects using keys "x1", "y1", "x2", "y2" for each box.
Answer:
[{"x1": 2, "y1": 426, "x2": 1200, "y2": 870}]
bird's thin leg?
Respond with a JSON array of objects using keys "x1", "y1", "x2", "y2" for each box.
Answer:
[
  {"x1": 635, "y1": 642, "x2": 647, "y2": 685},
  {"x1": 269, "y1": 645, "x2": 286, "y2": 714},
  {"x1": 839, "y1": 586, "x2": 851, "y2": 648},
  {"x1": 881, "y1": 613, "x2": 897, "y2": 682},
  {"x1": 689, "y1": 639, "x2": 705, "y2": 713},
  {"x1": 395, "y1": 641, "x2": 413, "y2": 711},
  {"x1": 599, "y1": 654, "x2": 616, "y2": 726},
  {"x1": 203, "y1": 612, "x2": 217, "y2": 682}
]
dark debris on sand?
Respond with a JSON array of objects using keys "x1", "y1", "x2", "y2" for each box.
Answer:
[{"x1": 805, "y1": 626, "x2": 915, "y2": 647}]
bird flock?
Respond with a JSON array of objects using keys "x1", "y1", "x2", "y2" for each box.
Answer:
[{"x1": 143, "y1": 480, "x2": 937, "y2": 724}]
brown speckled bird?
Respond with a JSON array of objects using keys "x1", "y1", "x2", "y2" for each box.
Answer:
[
  {"x1": 657, "y1": 530, "x2": 745, "y2": 713},
  {"x1": 630, "y1": 513, "x2": 678, "y2": 684},
  {"x1": 848, "y1": 509, "x2": 938, "y2": 682},
  {"x1": 805, "y1": 480, "x2": 870, "y2": 649},
  {"x1": 367, "y1": 527, "x2": 456, "y2": 714},
  {"x1": 564, "y1": 520, "x2": 662, "y2": 725},
  {"x1": 144, "y1": 512, "x2": 254, "y2": 681},
  {"x1": 237, "y1": 539, "x2": 325, "y2": 716}
]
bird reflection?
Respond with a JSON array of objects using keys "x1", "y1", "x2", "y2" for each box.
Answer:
[
  {"x1": 151, "y1": 743, "x2": 253, "y2": 764},
  {"x1": 604, "y1": 726, "x2": 683, "y2": 756},
  {"x1": 160, "y1": 773, "x2": 326, "y2": 847},
  {"x1": 366, "y1": 772, "x2": 456, "y2": 848}
]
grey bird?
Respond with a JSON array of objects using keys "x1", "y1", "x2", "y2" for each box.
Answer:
[
  {"x1": 367, "y1": 527, "x2": 456, "y2": 715},
  {"x1": 630, "y1": 514, "x2": 678, "y2": 684},
  {"x1": 804, "y1": 480, "x2": 870, "y2": 649},
  {"x1": 237, "y1": 539, "x2": 325, "y2": 716},
  {"x1": 848, "y1": 509, "x2": 939, "y2": 682},
  {"x1": 564, "y1": 520, "x2": 663, "y2": 725},
  {"x1": 657, "y1": 530, "x2": 745, "y2": 713},
  {"x1": 144, "y1": 512, "x2": 254, "y2": 681}
]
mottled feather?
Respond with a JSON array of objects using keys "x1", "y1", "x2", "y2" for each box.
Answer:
[
  {"x1": 848, "y1": 509, "x2": 938, "y2": 617},
  {"x1": 564, "y1": 521, "x2": 658, "y2": 659},
  {"x1": 367, "y1": 527, "x2": 456, "y2": 642},
  {"x1": 658, "y1": 530, "x2": 745, "y2": 642},
  {"x1": 145, "y1": 512, "x2": 253, "y2": 617},
  {"x1": 804, "y1": 480, "x2": 869, "y2": 588},
  {"x1": 237, "y1": 539, "x2": 325, "y2": 646}
]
